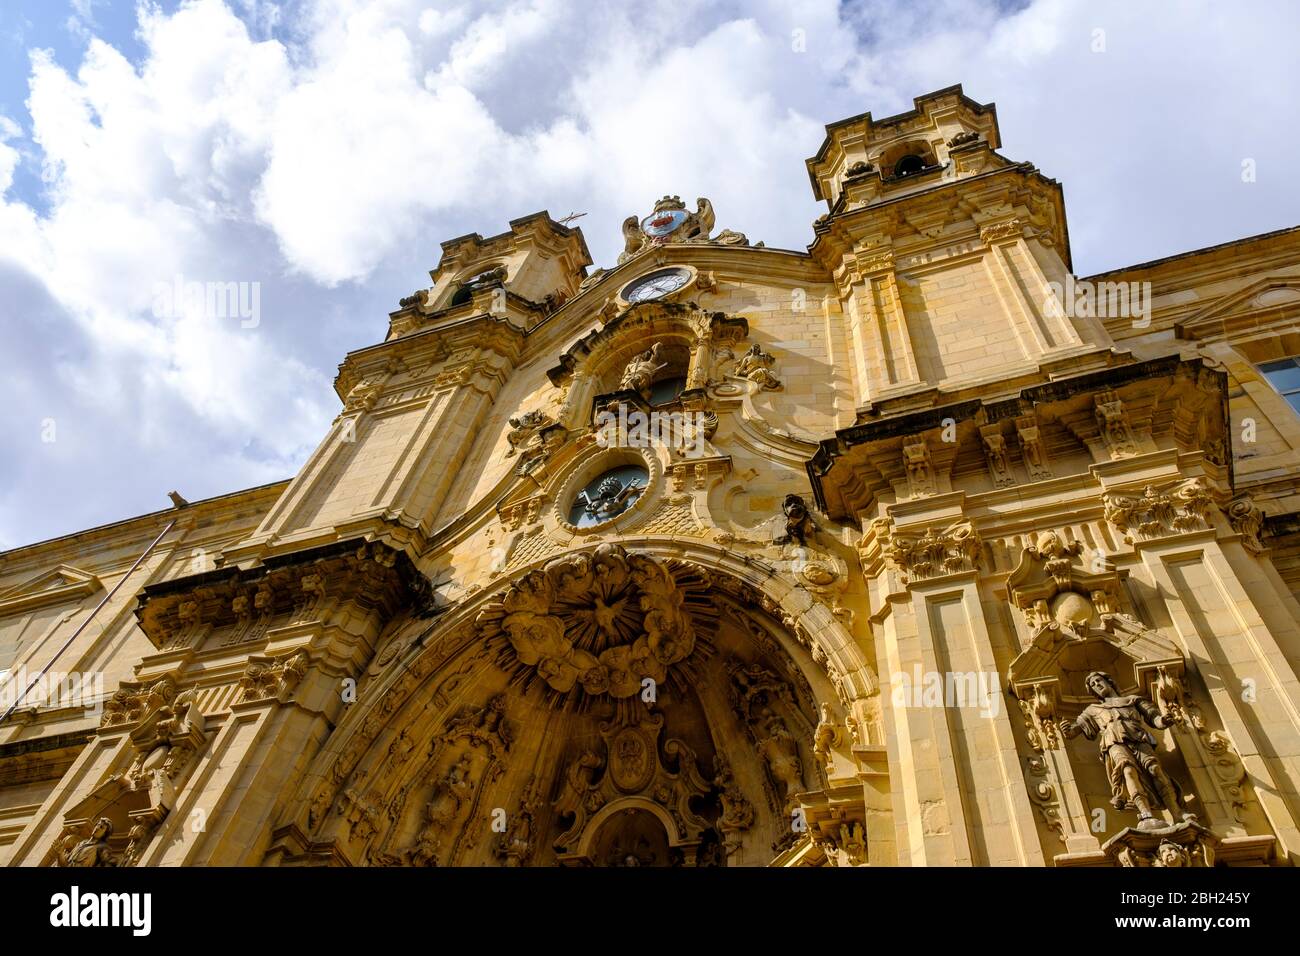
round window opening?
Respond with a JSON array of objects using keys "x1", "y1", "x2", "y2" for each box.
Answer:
[{"x1": 569, "y1": 465, "x2": 648, "y2": 528}]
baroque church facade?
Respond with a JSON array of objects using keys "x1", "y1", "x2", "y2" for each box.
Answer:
[{"x1": 2, "y1": 85, "x2": 1300, "y2": 867}]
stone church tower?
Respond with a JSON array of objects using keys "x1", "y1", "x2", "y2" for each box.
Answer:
[{"x1": 3, "y1": 86, "x2": 1299, "y2": 867}]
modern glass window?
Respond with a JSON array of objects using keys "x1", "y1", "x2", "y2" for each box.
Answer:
[{"x1": 1258, "y1": 357, "x2": 1300, "y2": 415}]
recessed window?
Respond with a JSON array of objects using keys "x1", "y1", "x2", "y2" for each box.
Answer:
[
  {"x1": 648, "y1": 376, "x2": 686, "y2": 406},
  {"x1": 1259, "y1": 357, "x2": 1300, "y2": 414},
  {"x1": 569, "y1": 465, "x2": 647, "y2": 528}
]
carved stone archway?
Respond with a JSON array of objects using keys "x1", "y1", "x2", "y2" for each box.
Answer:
[{"x1": 264, "y1": 540, "x2": 881, "y2": 867}]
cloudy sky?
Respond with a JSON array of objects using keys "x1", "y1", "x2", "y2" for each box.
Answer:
[{"x1": 1, "y1": 0, "x2": 1297, "y2": 551}]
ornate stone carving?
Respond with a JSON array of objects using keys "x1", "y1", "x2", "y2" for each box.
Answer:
[
  {"x1": 236, "y1": 650, "x2": 309, "y2": 704},
  {"x1": 575, "y1": 472, "x2": 644, "y2": 524},
  {"x1": 137, "y1": 540, "x2": 437, "y2": 650},
  {"x1": 979, "y1": 219, "x2": 1022, "y2": 244},
  {"x1": 735, "y1": 343, "x2": 782, "y2": 390},
  {"x1": 442, "y1": 693, "x2": 513, "y2": 763},
  {"x1": 1060, "y1": 670, "x2": 1189, "y2": 830},
  {"x1": 1014, "y1": 415, "x2": 1053, "y2": 481},
  {"x1": 883, "y1": 520, "x2": 981, "y2": 583},
  {"x1": 101, "y1": 675, "x2": 177, "y2": 728},
  {"x1": 714, "y1": 756, "x2": 755, "y2": 855},
  {"x1": 730, "y1": 663, "x2": 804, "y2": 814},
  {"x1": 1104, "y1": 818, "x2": 1218, "y2": 867},
  {"x1": 505, "y1": 409, "x2": 553, "y2": 457},
  {"x1": 1016, "y1": 682, "x2": 1059, "y2": 752},
  {"x1": 1102, "y1": 478, "x2": 1213, "y2": 543},
  {"x1": 55, "y1": 817, "x2": 116, "y2": 867},
  {"x1": 378, "y1": 755, "x2": 474, "y2": 866},
  {"x1": 619, "y1": 342, "x2": 667, "y2": 397},
  {"x1": 1027, "y1": 530, "x2": 1083, "y2": 586},
  {"x1": 1025, "y1": 754, "x2": 1065, "y2": 843},
  {"x1": 223, "y1": 581, "x2": 274, "y2": 646},
  {"x1": 1094, "y1": 389, "x2": 1139, "y2": 458},
  {"x1": 1147, "y1": 665, "x2": 1253, "y2": 826},
  {"x1": 619, "y1": 196, "x2": 743, "y2": 263},
  {"x1": 836, "y1": 821, "x2": 868, "y2": 866},
  {"x1": 980, "y1": 425, "x2": 1016, "y2": 487},
  {"x1": 126, "y1": 687, "x2": 206, "y2": 784},
  {"x1": 342, "y1": 377, "x2": 383, "y2": 414},
  {"x1": 774, "y1": 494, "x2": 815, "y2": 546},
  {"x1": 48, "y1": 677, "x2": 210, "y2": 868},
  {"x1": 552, "y1": 711, "x2": 714, "y2": 862},
  {"x1": 1226, "y1": 495, "x2": 1266, "y2": 553},
  {"x1": 754, "y1": 707, "x2": 802, "y2": 813},
  {"x1": 496, "y1": 777, "x2": 542, "y2": 866},
  {"x1": 812, "y1": 702, "x2": 845, "y2": 770},
  {"x1": 902, "y1": 438, "x2": 936, "y2": 497},
  {"x1": 475, "y1": 544, "x2": 703, "y2": 700}
]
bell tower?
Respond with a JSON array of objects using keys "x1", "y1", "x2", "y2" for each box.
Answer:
[{"x1": 808, "y1": 84, "x2": 1117, "y2": 413}]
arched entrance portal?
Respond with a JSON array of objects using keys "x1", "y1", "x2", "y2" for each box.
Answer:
[{"x1": 269, "y1": 542, "x2": 879, "y2": 867}]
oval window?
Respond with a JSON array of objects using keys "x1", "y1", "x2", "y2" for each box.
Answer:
[{"x1": 569, "y1": 465, "x2": 648, "y2": 528}]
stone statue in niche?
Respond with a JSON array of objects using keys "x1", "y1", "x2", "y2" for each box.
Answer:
[
  {"x1": 395, "y1": 801, "x2": 445, "y2": 867},
  {"x1": 619, "y1": 343, "x2": 667, "y2": 396},
  {"x1": 376, "y1": 753, "x2": 475, "y2": 866},
  {"x1": 1060, "y1": 671, "x2": 1187, "y2": 830},
  {"x1": 498, "y1": 778, "x2": 542, "y2": 866},
  {"x1": 714, "y1": 756, "x2": 755, "y2": 838},
  {"x1": 735, "y1": 343, "x2": 782, "y2": 390},
  {"x1": 59, "y1": 817, "x2": 116, "y2": 867},
  {"x1": 428, "y1": 754, "x2": 475, "y2": 828},
  {"x1": 754, "y1": 706, "x2": 803, "y2": 811}
]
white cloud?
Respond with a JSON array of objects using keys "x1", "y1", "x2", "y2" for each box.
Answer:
[{"x1": 0, "y1": 0, "x2": 1298, "y2": 548}]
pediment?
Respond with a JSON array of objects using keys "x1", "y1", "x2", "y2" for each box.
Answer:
[
  {"x1": 0, "y1": 565, "x2": 102, "y2": 616},
  {"x1": 1007, "y1": 618, "x2": 1183, "y2": 705},
  {"x1": 1175, "y1": 276, "x2": 1300, "y2": 341}
]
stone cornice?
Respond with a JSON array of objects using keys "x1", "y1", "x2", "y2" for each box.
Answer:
[
  {"x1": 134, "y1": 537, "x2": 437, "y2": 653},
  {"x1": 807, "y1": 356, "x2": 1229, "y2": 522},
  {"x1": 809, "y1": 162, "x2": 1072, "y2": 274}
]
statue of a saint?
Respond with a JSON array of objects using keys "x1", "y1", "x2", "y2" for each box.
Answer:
[
  {"x1": 735, "y1": 343, "x2": 782, "y2": 390},
  {"x1": 619, "y1": 343, "x2": 667, "y2": 396},
  {"x1": 64, "y1": 817, "x2": 116, "y2": 867},
  {"x1": 1060, "y1": 670, "x2": 1186, "y2": 829}
]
